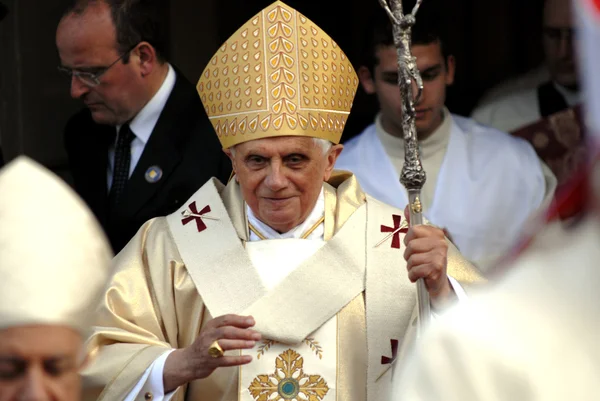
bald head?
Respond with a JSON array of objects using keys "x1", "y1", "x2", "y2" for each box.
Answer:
[{"x1": 542, "y1": 0, "x2": 578, "y2": 89}]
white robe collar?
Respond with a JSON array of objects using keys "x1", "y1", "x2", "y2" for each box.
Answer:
[
  {"x1": 374, "y1": 108, "x2": 452, "y2": 162},
  {"x1": 335, "y1": 114, "x2": 550, "y2": 266}
]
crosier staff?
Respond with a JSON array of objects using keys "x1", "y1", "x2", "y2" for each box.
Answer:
[{"x1": 378, "y1": 0, "x2": 430, "y2": 334}]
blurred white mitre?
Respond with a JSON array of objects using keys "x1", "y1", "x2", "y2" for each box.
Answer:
[{"x1": 0, "y1": 156, "x2": 112, "y2": 332}]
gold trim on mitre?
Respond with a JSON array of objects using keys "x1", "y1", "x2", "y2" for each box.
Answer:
[{"x1": 197, "y1": 1, "x2": 358, "y2": 148}]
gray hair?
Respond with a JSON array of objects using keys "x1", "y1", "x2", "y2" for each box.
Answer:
[
  {"x1": 313, "y1": 138, "x2": 333, "y2": 154},
  {"x1": 229, "y1": 137, "x2": 333, "y2": 156}
]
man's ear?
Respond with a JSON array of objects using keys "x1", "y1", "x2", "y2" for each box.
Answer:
[
  {"x1": 223, "y1": 148, "x2": 234, "y2": 163},
  {"x1": 358, "y1": 66, "x2": 377, "y2": 94},
  {"x1": 445, "y1": 55, "x2": 456, "y2": 86},
  {"x1": 135, "y1": 42, "x2": 157, "y2": 77},
  {"x1": 323, "y1": 144, "x2": 344, "y2": 181},
  {"x1": 223, "y1": 148, "x2": 238, "y2": 182}
]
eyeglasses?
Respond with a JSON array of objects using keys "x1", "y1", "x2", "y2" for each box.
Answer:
[
  {"x1": 543, "y1": 27, "x2": 576, "y2": 43},
  {"x1": 58, "y1": 44, "x2": 137, "y2": 87}
]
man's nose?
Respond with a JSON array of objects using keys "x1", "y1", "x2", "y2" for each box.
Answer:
[
  {"x1": 70, "y1": 76, "x2": 90, "y2": 99},
  {"x1": 264, "y1": 163, "x2": 287, "y2": 191},
  {"x1": 20, "y1": 368, "x2": 50, "y2": 401}
]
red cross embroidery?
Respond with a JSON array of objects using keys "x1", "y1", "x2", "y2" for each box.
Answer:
[
  {"x1": 379, "y1": 214, "x2": 408, "y2": 249},
  {"x1": 181, "y1": 202, "x2": 212, "y2": 233},
  {"x1": 381, "y1": 339, "x2": 399, "y2": 365}
]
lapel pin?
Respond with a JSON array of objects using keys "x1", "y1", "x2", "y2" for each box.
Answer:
[{"x1": 145, "y1": 166, "x2": 163, "y2": 183}]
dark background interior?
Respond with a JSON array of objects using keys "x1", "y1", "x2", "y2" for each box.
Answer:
[{"x1": 0, "y1": 0, "x2": 546, "y2": 180}]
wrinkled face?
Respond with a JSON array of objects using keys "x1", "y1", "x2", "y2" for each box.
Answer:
[
  {"x1": 0, "y1": 326, "x2": 82, "y2": 401},
  {"x1": 543, "y1": 0, "x2": 578, "y2": 89},
  {"x1": 56, "y1": 3, "x2": 146, "y2": 125},
  {"x1": 226, "y1": 136, "x2": 343, "y2": 233},
  {"x1": 360, "y1": 42, "x2": 455, "y2": 140}
]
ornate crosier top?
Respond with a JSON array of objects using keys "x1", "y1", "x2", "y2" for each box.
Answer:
[{"x1": 379, "y1": 0, "x2": 427, "y2": 191}]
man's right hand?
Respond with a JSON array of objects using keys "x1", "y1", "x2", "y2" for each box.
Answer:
[{"x1": 163, "y1": 314, "x2": 261, "y2": 392}]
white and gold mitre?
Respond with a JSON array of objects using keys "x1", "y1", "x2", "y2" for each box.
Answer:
[
  {"x1": 0, "y1": 157, "x2": 112, "y2": 332},
  {"x1": 197, "y1": 1, "x2": 359, "y2": 148}
]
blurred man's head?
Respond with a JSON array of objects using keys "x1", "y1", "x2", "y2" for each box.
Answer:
[
  {"x1": 56, "y1": 0, "x2": 168, "y2": 126},
  {"x1": 359, "y1": 3, "x2": 455, "y2": 140},
  {"x1": 0, "y1": 158, "x2": 112, "y2": 401},
  {"x1": 0, "y1": 326, "x2": 83, "y2": 401},
  {"x1": 543, "y1": 0, "x2": 579, "y2": 89}
]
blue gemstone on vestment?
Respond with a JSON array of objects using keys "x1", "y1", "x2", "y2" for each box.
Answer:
[{"x1": 282, "y1": 382, "x2": 295, "y2": 394}]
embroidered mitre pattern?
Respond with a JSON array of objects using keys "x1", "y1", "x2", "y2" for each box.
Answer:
[{"x1": 197, "y1": 0, "x2": 359, "y2": 148}]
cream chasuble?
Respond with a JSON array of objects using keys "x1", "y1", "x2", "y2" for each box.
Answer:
[
  {"x1": 242, "y1": 190, "x2": 336, "y2": 401},
  {"x1": 82, "y1": 172, "x2": 482, "y2": 401}
]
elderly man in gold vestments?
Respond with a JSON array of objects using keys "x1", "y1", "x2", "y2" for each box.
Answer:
[
  {"x1": 0, "y1": 157, "x2": 112, "y2": 401},
  {"x1": 82, "y1": 2, "x2": 482, "y2": 401}
]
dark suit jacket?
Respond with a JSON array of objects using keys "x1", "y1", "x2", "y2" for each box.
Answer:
[{"x1": 65, "y1": 71, "x2": 232, "y2": 254}]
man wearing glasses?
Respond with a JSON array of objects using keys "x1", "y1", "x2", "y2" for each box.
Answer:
[
  {"x1": 472, "y1": 0, "x2": 584, "y2": 190},
  {"x1": 56, "y1": 0, "x2": 231, "y2": 254},
  {"x1": 472, "y1": 0, "x2": 581, "y2": 134}
]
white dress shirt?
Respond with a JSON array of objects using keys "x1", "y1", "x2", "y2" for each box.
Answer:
[{"x1": 107, "y1": 64, "x2": 176, "y2": 190}]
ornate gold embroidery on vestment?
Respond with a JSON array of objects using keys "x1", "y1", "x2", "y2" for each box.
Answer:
[
  {"x1": 248, "y1": 349, "x2": 329, "y2": 400},
  {"x1": 256, "y1": 338, "x2": 324, "y2": 359},
  {"x1": 257, "y1": 339, "x2": 276, "y2": 359},
  {"x1": 304, "y1": 337, "x2": 323, "y2": 359}
]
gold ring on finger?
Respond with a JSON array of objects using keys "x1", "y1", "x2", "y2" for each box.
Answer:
[{"x1": 208, "y1": 340, "x2": 224, "y2": 358}]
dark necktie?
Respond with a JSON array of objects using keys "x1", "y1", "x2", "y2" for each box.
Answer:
[{"x1": 108, "y1": 124, "x2": 135, "y2": 210}]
